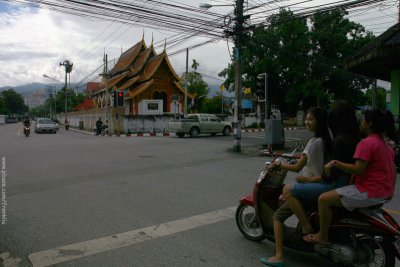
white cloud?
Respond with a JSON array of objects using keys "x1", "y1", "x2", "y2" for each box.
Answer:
[{"x1": 0, "y1": 0, "x2": 398, "y2": 87}]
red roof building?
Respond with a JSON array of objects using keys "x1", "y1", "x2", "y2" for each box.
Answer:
[{"x1": 74, "y1": 98, "x2": 95, "y2": 111}]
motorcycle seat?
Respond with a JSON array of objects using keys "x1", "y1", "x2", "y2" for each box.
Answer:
[{"x1": 360, "y1": 198, "x2": 391, "y2": 210}]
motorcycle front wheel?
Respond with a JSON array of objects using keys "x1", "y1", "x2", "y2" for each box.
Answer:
[{"x1": 235, "y1": 203, "x2": 265, "y2": 242}]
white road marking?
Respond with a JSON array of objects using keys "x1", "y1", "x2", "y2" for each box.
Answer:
[
  {"x1": 28, "y1": 206, "x2": 236, "y2": 267},
  {"x1": 0, "y1": 252, "x2": 22, "y2": 267}
]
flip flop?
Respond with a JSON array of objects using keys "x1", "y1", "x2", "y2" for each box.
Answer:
[
  {"x1": 260, "y1": 257, "x2": 284, "y2": 267},
  {"x1": 303, "y1": 234, "x2": 330, "y2": 245}
]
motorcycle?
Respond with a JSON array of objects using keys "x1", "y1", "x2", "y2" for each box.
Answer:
[
  {"x1": 94, "y1": 125, "x2": 108, "y2": 136},
  {"x1": 23, "y1": 125, "x2": 30, "y2": 137},
  {"x1": 236, "y1": 157, "x2": 400, "y2": 267},
  {"x1": 65, "y1": 121, "x2": 69, "y2": 130}
]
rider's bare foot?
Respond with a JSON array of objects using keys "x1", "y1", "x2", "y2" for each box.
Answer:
[
  {"x1": 303, "y1": 233, "x2": 330, "y2": 245},
  {"x1": 268, "y1": 256, "x2": 283, "y2": 263},
  {"x1": 302, "y1": 227, "x2": 314, "y2": 235}
]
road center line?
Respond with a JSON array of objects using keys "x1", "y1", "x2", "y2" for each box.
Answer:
[
  {"x1": 384, "y1": 208, "x2": 400, "y2": 215},
  {"x1": 28, "y1": 206, "x2": 236, "y2": 267}
]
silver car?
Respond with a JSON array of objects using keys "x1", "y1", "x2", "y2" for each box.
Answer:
[{"x1": 34, "y1": 118, "x2": 58, "y2": 134}]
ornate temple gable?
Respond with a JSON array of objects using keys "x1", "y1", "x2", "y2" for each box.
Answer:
[
  {"x1": 139, "y1": 51, "x2": 180, "y2": 83},
  {"x1": 107, "y1": 71, "x2": 129, "y2": 90},
  {"x1": 162, "y1": 52, "x2": 181, "y2": 81},
  {"x1": 119, "y1": 76, "x2": 140, "y2": 91},
  {"x1": 126, "y1": 79, "x2": 154, "y2": 98},
  {"x1": 128, "y1": 46, "x2": 155, "y2": 77},
  {"x1": 110, "y1": 39, "x2": 146, "y2": 76}
]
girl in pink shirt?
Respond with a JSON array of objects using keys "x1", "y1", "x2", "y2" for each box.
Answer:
[{"x1": 304, "y1": 109, "x2": 396, "y2": 245}]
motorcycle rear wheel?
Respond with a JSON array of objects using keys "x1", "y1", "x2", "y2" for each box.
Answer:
[
  {"x1": 235, "y1": 203, "x2": 265, "y2": 242},
  {"x1": 352, "y1": 233, "x2": 395, "y2": 267}
]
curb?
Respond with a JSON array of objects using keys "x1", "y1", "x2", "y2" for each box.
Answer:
[
  {"x1": 69, "y1": 127, "x2": 304, "y2": 137},
  {"x1": 69, "y1": 128, "x2": 175, "y2": 137},
  {"x1": 242, "y1": 127, "x2": 302, "y2": 133}
]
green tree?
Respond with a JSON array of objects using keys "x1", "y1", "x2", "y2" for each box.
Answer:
[
  {"x1": 29, "y1": 88, "x2": 86, "y2": 118},
  {"x1": 309, "y1": 9, "x2": 374, "y2": 107},
  {"x1": 181, "y1": 59, "x2": 209, "y2": 112},
  {"x1": 219, "y1": 8, "x2": 375, "y2": 115},
  {"x1": 0, "y1": 89, "x2": 29, "y2": 114},
  {"x1": 364, "y1": 87, "x2": 387, "y2": 110},
  {"x1": 202, "y1": 94, "x2": 224, "y2": 114},
  {"x1": 0, "y1": 96, "x2": 9, "y2": 114},
  {"x1": 54, "y1": 88, "x2": 85, "y2": 113}
]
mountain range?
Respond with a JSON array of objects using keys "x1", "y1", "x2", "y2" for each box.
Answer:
[
  {"x1": 1, "y1": 83, "x2": 233, "y2": 97},
  {"x1": 0, "y1": 83, "x2": 47, "y2": 95}
]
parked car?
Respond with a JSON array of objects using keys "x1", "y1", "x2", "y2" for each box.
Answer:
[
  {"x1": 6, "y1": 114, "x2": 18, "y2": 123},
  {"x1": 34, "y1": 118, "x2": 58, "y2": 134},
  {"x1": 168, "y1": 113, "x2": 232, "y2": 138}
]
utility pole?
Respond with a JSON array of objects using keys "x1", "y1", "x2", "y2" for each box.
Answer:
[
  {"x1": 184, "y1": 48, "x2": 189, "y2": 117},
  {"x1": 233, "y1": 0, "x2": 244, "y2": 152},
  {"x1": 60, "y1": 60, "x2": 73, "y2": 120},
  {"x1": 100, "y1": 53, "x2": 111, "y2": 133}
]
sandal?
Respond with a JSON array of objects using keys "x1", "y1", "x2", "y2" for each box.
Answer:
[{"x1": 260, "y1": 257, "x2": 284, "y2": 267}]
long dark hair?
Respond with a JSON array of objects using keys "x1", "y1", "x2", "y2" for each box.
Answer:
[
  {"x1": 328, "y1": 100, "x2": 359, "y2": 139},
  {"x1": 363, "y1": 109, "x2": 391, "y2": 135},
  {"x1": 307, "y1": 107, "x2": 332, "y2": 160}
]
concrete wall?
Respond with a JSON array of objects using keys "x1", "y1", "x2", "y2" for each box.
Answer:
[
  {"x1": 58, "y1": 107, "x2": 124, "y2": 133},
  {"x1": 59, "y1": 108, "x2": 177, "y2": 133},
  {"x1": 0, "y1": 115, "x2": 6, "y2": 124},
  {"x1": 125, "y1": 115, "x2": 175, "y2": 133}
]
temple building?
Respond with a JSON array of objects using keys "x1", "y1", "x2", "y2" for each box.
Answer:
[
  {"x1": 75, "y1": 37, "x2": 194, "y2": 133},
  {"x1": 92, "y1": 38, "x2": 193, "y2": 116}
]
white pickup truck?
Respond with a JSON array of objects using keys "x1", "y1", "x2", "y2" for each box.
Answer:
[{"x1": 168, "y1": 113, "x2": 232, "y2": 138}]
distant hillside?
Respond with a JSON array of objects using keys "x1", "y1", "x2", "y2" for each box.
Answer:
[
  {"x1": 0, "y1": 83, "x2": 46, "y2": 94},
  {"x1": 1, "y1": 83, "x2": 232, "y2": 97},
  {"x1": 0, "y1": 82, "x2": 81, "y2": 95}
]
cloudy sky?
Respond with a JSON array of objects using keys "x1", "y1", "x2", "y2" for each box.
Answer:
[{"x1": 0, "y1": 0, "x2": 398, "y2": 88}]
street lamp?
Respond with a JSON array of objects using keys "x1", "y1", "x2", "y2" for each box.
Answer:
[
  {"x1": 199, "y1": 3, "x2": 234, "y2": 9},
  {"x1": 200, "y1": 0, "x2": 244, "y2": 152},
  {"x1": 43, "y1": 74, "x2": 63, "y2": 84}
]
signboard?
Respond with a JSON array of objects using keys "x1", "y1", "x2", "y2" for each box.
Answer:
[
  {"x1": 138, "y1": 100, "x2": 163, "y2": 115},
  {"x1": 148, "y1": 103, "x2": 159, "y2": 110},
  {"x1": 241, "y1": 99, "x2": 253, "y2": 109},
  {"x1": 170, "y1": 95, "x2": 180, "y2": 101}
]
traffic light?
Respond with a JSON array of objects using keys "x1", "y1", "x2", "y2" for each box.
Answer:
[
  {"x1": 117, "y1": 91, "x2": 124, "y2": 106},
  {"x1": 256, "y1": 76, "x2": 265, "y2": 98},
  {"x1": 112, "y1": 91, "x2": 117, "y2": 107}
]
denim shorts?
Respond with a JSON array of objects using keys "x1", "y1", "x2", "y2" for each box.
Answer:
[
  {"x1": 291, "y1": 181, "x2": 335, "y2": 200},
  {"x1": 336, "y1": 185, "x2": 387, "y2": 211}
]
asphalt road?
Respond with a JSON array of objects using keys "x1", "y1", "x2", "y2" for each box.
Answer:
[{"x1": 0, "y1": 122, "x2": 399, "y2": 267}]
